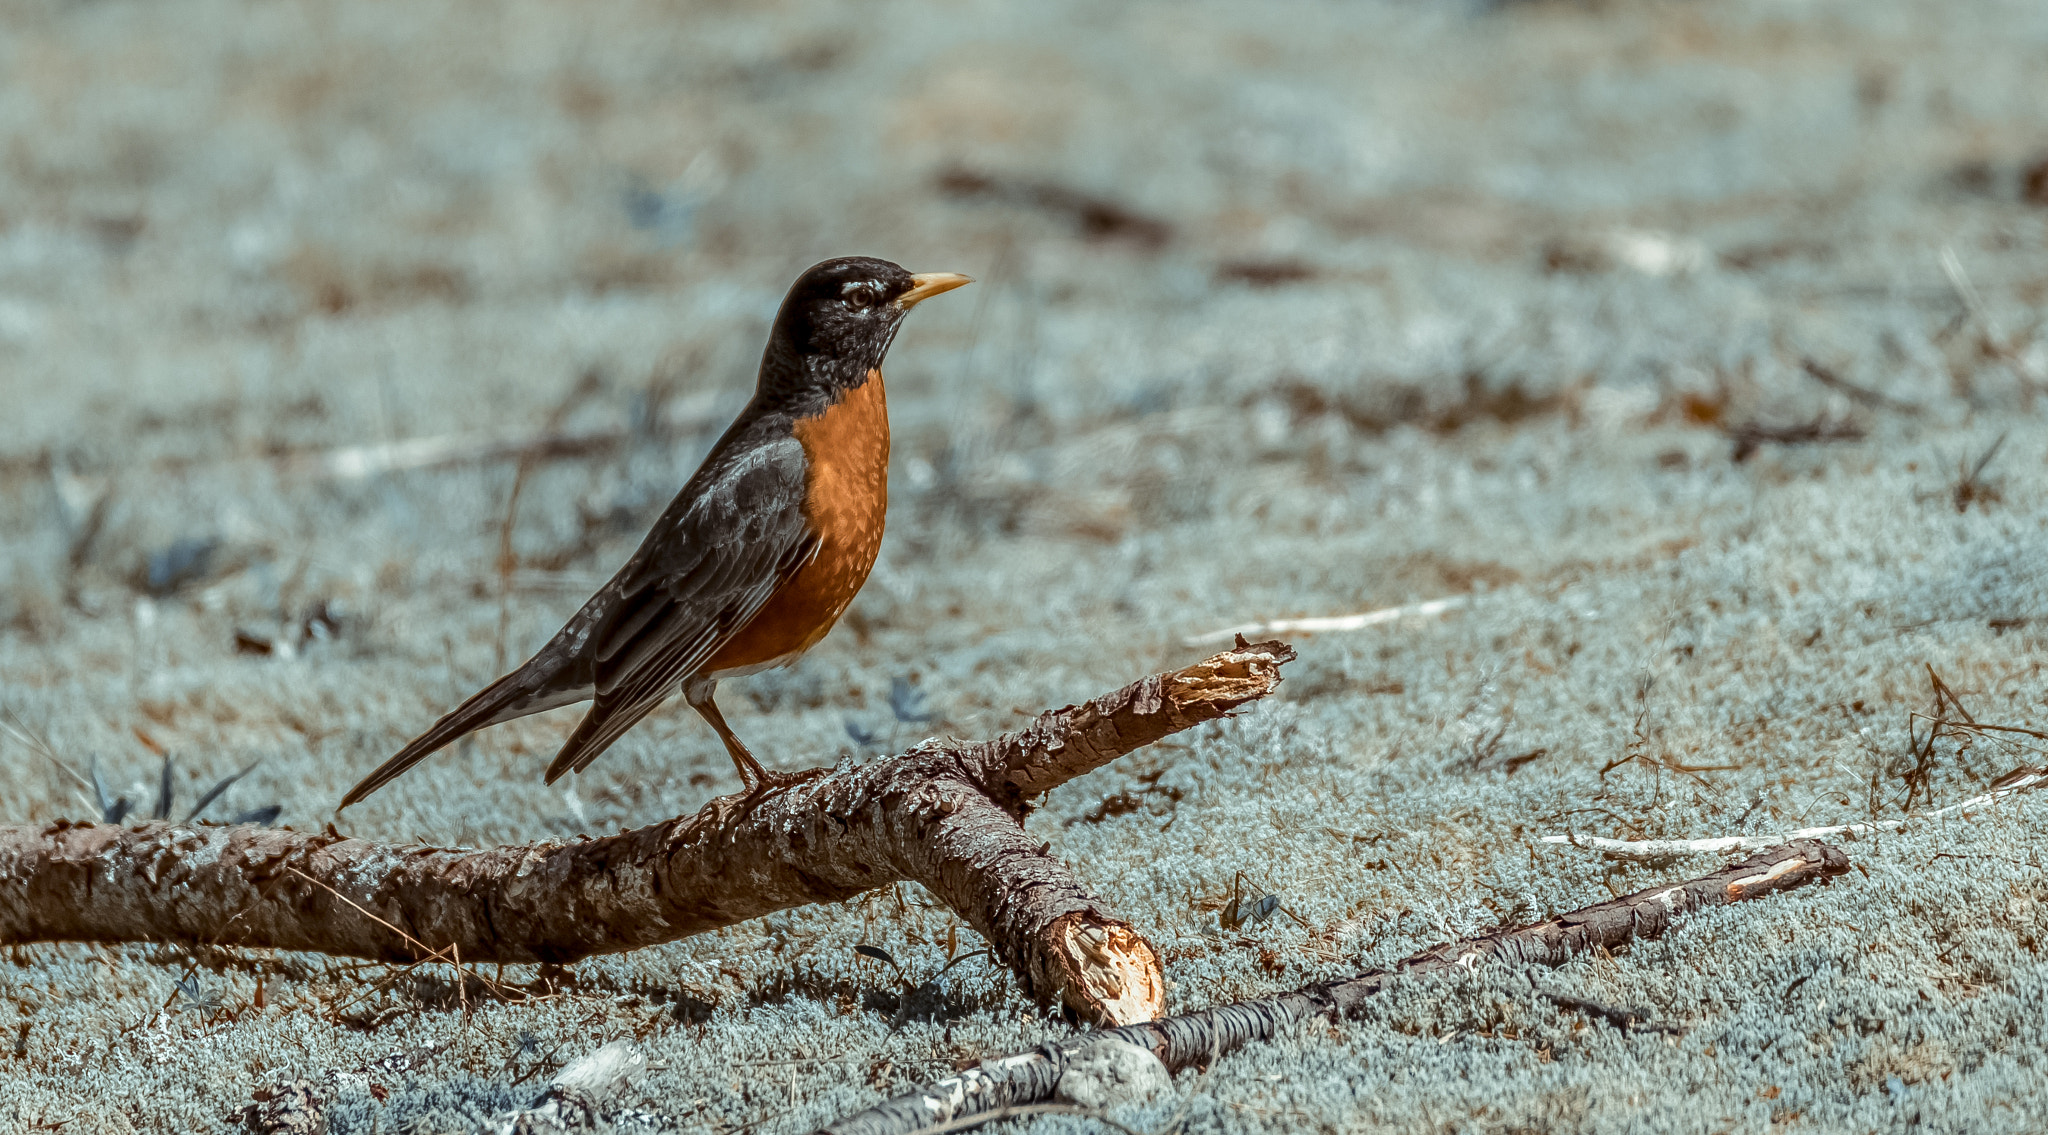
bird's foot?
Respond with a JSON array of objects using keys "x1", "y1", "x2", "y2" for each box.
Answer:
[{"x1": 731, "y1": 755, "x2": 800, "y2": 799}]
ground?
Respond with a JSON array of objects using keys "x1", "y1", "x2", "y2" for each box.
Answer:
[{"x1": 2, "y1": 0, "x2": 2048, "y2": 1131}]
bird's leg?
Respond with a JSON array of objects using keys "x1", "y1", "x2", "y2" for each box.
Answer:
[{"x1": 685, "y1": 680, "x2": 771, "y2": 793}]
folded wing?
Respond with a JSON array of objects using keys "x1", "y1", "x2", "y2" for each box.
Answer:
[{"x1": 544, "y1": 436, "x2": 817, "y2": 781}]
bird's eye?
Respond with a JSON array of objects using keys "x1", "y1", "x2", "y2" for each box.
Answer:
[{"x1": 844, "y1": 282, "x2": 880, "y2": 309}]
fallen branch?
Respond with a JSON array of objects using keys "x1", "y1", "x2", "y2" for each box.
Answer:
[
  {"x1": 0, "y1": 641, "x2": 1294, "y2": 1026},
  {"x1": 1185, "y1": 596, "x2": 1466, "y2": 647},
  {"x1": 819, "y1": 840, "x2": 1849, "y2": 1135},
  {"x1": 1541, "y1": 766, "x2": 2046, "y2": 861}
]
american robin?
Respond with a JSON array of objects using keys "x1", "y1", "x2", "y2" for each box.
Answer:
[{"x1": 338, "y1": 257, "x2": 970, "y2": 808}]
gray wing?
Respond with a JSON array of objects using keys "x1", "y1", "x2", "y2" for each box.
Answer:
[{"x1": 543, "y1": 436, "x2": 817, "y2": 780}]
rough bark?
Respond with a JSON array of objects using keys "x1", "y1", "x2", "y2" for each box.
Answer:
[
  {"x1": 0, "y1": 640, "x2": 1293, "y2": 1026},
  {"x1": 821, "y1": 839, "x2": 1850, "y2": 1135},
  {"x1": 963, "y1": 643, "x2": 1299, "y2": 804}
]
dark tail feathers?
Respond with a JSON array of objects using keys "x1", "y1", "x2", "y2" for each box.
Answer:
[
  {"x1": 337, "y1": 668, "x2": 578, "y2": 810},
  {"x1": 541, "y1": 694, "x2": 668, "y2": 785}
]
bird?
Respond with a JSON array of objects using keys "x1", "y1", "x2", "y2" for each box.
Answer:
[{"x1": 338, "y1": 256, "x2": 971, "y2": 809}]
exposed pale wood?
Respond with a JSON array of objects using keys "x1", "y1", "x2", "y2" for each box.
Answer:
[{"x1": 477, "y1": 1040, "x2": 646, "y2": 1135}]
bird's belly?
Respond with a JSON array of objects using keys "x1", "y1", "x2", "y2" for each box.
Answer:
[{"x1": 701, "y1": 370, "x2": 888, "y2": 675}]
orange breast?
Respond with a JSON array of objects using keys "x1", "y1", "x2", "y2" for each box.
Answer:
[{"x1": 702, "y1": 369, "x2": 889, "y2": 675}]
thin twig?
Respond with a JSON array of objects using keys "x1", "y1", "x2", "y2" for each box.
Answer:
[
  {"x1": 1798, "y1": 357, "x2": 1920, "y2": 414},
  {"x1": 1541, "y1": 767, "x2": 2047, "y2": 860},
  {"x1": 0, "y1": 710, "x2": 96, "y2": 816},
  {"x1": 1926, "y1": 718, "x2": 2048, "y2": 741},
  {"x1": 1186, "y1": 596, "x2": 1466, "y2": 646},
  {"x1": 281, "y1": 865, "x2": 514, "y2": 1019},
  {"x1": 1947, "y1": 432, "x2": 2009, "y2": 513},
  {"x1": 1727, "y1": 417, "x2": 1864, "y2": 462},
  {"x1": 1533, "y1": 980, "x2": 1684, "y2": 1036},
  {"x1": 1941, "y1": 245, "x2": 2045, "y2": 402},
  {"x1": 900, "y1": 1104, "x2": 1146, "y2": 1135},
  {"x1": 495, "y1": 369, "x2": 606, "y2": 672},
  {"x1": 284, "y1": 866, "x2": 437, "y2": 957}
]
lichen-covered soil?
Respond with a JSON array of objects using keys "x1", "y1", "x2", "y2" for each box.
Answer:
[{"x1": 3, "y1": 0, "x2": 2047, "y2": 1130}]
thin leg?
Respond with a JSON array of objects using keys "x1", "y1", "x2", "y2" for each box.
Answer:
[{"x1": 685, "y1": 679, "x2": 769, "y2": 791}]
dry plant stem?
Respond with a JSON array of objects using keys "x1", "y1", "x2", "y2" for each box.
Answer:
[
  {"x1": 1186, "y1": 595, "x2": 1467, "y2": 647},
  {"x1": 0, "y1": 641, "x2": 1293, "y2": 1026},
  {"x1": 494, "y1": 371, "x2": 602, "y2": 672},
  {"x1": 1540, "y1": 767, "x2": 2047, "y2": 861},
  {"x1": 820, "y1": 840, "x2": 1850, "y2": 1135}
]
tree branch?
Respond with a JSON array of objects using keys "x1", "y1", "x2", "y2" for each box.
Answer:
[
  {"x1": 0, "y1": 640, "x2": 1294, "y2": 1026},
  {"x1": 820, "y1": 839, "x2": 1850, "y2": 1135}
]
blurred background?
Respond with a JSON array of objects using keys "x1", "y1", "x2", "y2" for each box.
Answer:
[{"x1": 3, "y1": 0, "x2": 2047, "y2": 1130}]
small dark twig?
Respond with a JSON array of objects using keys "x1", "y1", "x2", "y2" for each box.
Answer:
[
  {"x1": 60, "y1": 472, "x2": 114, "y2": 604},
  {"x1": 1798, "y1": 358, "x2": 1919, "y2": 413},
  {"x1": 935, "y1": 167, "x2": 1173, "y2": 250},
  {"x1": 1949, "y1": 431, "x2": 2008, "y2": 513},
  {"x1": 1533, "y1": 980, "x2": 1684, "y2": 1036},
  {"x1": 1728, "y1": 416, "x2": 1864, "y2": 462},
  {"x1": 152, "y1": 757, "x2": 175, "y2": 821},
  {"x1": 1901, "y1": 665, "x2": 1989, "y2": 811},
  {"x1": 496, "y1": 368, "x2": 607, "y2": 672},
  {"x1": 247, "y1": 1077, "x2": 328, "y2": 1135},
  {"x1": 1734, "y1": 791, "x2": 1766, "y2": 830}
]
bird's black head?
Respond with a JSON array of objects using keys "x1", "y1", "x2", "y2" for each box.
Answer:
[{"x1": 760, "y1": 256, "x2": 970, "y2": 398}]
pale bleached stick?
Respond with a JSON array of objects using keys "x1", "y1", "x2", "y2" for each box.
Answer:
[
  {"x1": 283, "y1": 388, "x2": 730, "y2": 481},
  {"x1": 1941, "y1": 244, "x2": 2046, "y2": 394},
  {"x1": 1542, "y1": 768, "x2": 2047, "y2": 861},
  {"x1": 283, "y1": 428, "x2": 629, "y2": 481},
  {"x1": 477, "y1": 1040, "x2": 646, "y2": 1135},
  {"x1": 1185, "y1": 595, "x2": 1467, "y2": 647}
]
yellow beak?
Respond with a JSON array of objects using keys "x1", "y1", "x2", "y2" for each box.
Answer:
[{"x1": 894, "y1": 271, "x2": 973, "y2": 310}]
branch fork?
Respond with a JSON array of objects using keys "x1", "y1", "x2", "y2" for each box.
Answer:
[{"x1": 0, "y1": 640, "x2": 1296, "y2": 1026}]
